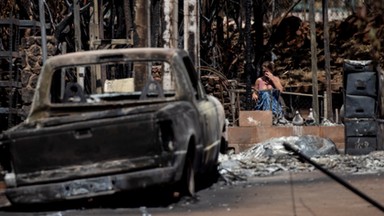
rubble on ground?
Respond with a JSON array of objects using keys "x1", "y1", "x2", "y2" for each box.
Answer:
[{"x1": 218, "y1": 135, "x2": 384, "y2": 183}]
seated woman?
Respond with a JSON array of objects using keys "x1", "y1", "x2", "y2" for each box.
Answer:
[{"x1": 252, "y1": 61, "x2": 287, "y2": 124}]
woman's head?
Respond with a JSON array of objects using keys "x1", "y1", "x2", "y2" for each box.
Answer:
[{"x1": 262, "y1": 61, "x2": 274, "y2": 74}]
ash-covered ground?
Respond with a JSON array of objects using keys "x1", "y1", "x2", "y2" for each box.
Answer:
[{"x1": 218, "y1": 135, "x2": 384, "y2": 183}]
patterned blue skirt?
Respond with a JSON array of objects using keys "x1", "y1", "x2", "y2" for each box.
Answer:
[{"x1": 254, "y1": 89, "x2": 283, "y2": 117}]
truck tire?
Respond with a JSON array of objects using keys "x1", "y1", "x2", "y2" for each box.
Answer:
[{"x1": 180, "y1": 156, "x2": 195, "y2": 197}]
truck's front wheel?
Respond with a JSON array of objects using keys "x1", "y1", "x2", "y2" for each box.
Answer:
[{"x1": 180, "y1": 156, "x2": 195, "y2": 197}]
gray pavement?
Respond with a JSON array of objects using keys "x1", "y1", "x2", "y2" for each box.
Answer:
[{"x1": 1, "y1": 170, "x2": 383, "y2": 216}]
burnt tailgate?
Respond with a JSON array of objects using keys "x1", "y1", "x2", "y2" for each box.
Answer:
[{"x1": 7, "y1": 113, "x2": 163, "y2": 185}]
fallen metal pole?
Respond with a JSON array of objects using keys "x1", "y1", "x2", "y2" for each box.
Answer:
[{"x1": 283, "y1": 142, "x2": 384, "y2": 212}]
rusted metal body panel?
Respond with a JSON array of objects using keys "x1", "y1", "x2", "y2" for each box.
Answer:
[
  {"x1": 345, "y1": 72, "x2": 377, "y2": 97},
  {"x1": 344, "y1": 119, "x2": 377, "y2": 137},
  {"x1": 345, "y1": 137, "x2": 377, "y2": 155},
  {"x1": 0, "y1": 48, "x2": 227, "y2": 205}
]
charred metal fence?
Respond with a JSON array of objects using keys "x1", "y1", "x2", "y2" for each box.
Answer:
[
  {"x1": 0, "y1": 9, "x2": 49, "y2": 132},
  {"x1": 228, "y1": 86, "x2": 328, "y2": 126},
  {"x1": 0, "y1": 14, "x2": 22, "y2": 131},
  {"x1": 0, "y1": 14, "x2": 44, "y2": 131},
  {"x1": 281, "y1": 91, "x2": 325, "y2": 120}
]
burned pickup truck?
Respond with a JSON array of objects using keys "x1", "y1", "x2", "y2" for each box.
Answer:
[{"x1": 0, "y1": 48, "x2": 228, "y2": 206}]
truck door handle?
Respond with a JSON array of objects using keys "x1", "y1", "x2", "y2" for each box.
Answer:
[{"x1": 74, "y1": 128, "x2": 93, "y2": 139}]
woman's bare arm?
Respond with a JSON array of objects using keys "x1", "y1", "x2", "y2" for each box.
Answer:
[
  {"x1": 265, "y1": 71, "x2": 284, "y2": 92},
  {"x1": 252, "y1": 79, "x2": 260, "y2": 100}
]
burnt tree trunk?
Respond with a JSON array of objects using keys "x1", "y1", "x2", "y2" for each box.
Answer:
[{"x1": 252, "y1": 0, "x2": 265, "y2": 82}]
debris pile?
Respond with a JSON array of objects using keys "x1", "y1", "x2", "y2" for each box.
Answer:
[{"x1": 219, "y1": 135, "x2": 384, "y2": 183}]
